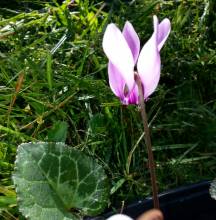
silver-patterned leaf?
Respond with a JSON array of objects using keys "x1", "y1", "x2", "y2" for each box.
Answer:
[{"x1": 13, "y1": 142, "x2": 110, "y2": 220}]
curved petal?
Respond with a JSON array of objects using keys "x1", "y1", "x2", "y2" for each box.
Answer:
[
  {"x1": 137, "y1": 15, "x2": 161, "y2": 99},
  {"x1": 127, "y1": 84, "x2": 139, "y2": 104},
  {"x1": 157, "y1": 18, "x2": 171, "y2": 51},
  {"x1": 108, "y1": 61, "x2": 125, "y2": 100},
  {"x1": 102, "y1": 23, "x2": 135, "y2": 92},
  {"x1": 123, "y1": 21, "x2": 140, "y2": 63}
]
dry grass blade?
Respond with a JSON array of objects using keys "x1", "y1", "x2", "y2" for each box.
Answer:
[{"x1": 7, "y1": 71, "x2": 25, "y2": 118}]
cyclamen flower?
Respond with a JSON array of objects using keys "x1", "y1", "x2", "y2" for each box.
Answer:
[{"x1": 102, "y1": 16, "x2": 171, "y2": 105}]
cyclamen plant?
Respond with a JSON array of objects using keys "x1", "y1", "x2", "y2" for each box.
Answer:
[
  {"x1": 12, "y1": 15, "x2": 170, "y2": 220},
  {"x1": 103, "y1": 15, "x2": 171, "y2": 217}
]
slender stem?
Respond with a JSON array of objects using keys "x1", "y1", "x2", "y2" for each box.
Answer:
[{"x1": 135, "y1": 74, "x2": 160, "y2": 209}]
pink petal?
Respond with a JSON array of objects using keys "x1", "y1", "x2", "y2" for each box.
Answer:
[
  {"x1": 123, "y1": 21, "x2": 140, "y2": 63},
  {"x1": 137, "y1": 15, "x2": 161, "y2": 99},
  {"x1": 102, "y1": 23, "x2": 135, "y2": 92},
  {"x1": 127, "y1": 85, "x2": 139, "y2": 104},
  {"x1": 108, "y1": 62, "x2": 125, "y2": 100},
  {"x1": 108, "y1": 62, "x2": 139, "y2": 105},
  {"x1": 157, "y1": 18, "x2": 171, "y2": 51}
]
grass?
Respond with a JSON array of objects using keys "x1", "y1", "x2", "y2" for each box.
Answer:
[{"x1": 0, "y1": 0, "x2": 216, "y2": 219}]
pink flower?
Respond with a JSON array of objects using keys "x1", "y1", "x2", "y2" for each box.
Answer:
[{"x1": 102, "y1": 15, "x2": 171, "y2": 105}]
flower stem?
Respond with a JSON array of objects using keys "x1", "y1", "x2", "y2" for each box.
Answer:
[{"x1": 136, "y1": 74, "x2": 160, "y2": 209}]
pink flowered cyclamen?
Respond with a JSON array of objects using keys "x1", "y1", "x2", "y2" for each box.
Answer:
[{"x1": 102, "y1": 15, "x2": 171, "y2": 105}]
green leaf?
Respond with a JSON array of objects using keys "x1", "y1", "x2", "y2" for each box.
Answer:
[
  {"x1": 89, "y1": 113, "x2": 106, "y2": 134},
  {"x1": 47, "y1": 121, "x2": 68, "y2": 142},
  {"x1": 0, "y1": 196, "x2": 16, "y2": 208},
  {"x1": 13, "y1": 142, "x2": 110, "y2": 220},
  {"x1": 110, "y1": 178, "x2": 126, "y2": 195}
]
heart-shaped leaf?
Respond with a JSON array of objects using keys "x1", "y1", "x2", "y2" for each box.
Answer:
[{"x1": 13, "y1": 142, "x2": 110, "y2": 220}]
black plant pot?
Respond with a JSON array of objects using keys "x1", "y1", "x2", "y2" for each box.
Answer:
[{"x1": 86, "y1": 180, "x2": 216, "y2": 220}]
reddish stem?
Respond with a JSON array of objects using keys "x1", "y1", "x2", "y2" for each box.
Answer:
[{"x1": 136, "y1": 74, "x2": 159, "y2": 209}]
